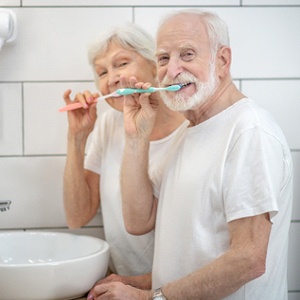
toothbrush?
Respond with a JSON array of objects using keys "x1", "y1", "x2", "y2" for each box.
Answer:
[
  {"x1": 58, "y1": 90, "x2": 122, "y2": 112},
  {"x1": 58, "y1": 84, "x2": 182, "y2": 112},
  {"x1": 116, "y1": 84, "x2": 181, "y2": 95}
]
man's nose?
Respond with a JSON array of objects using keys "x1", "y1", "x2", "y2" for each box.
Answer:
[{"x1": 165, "y1": 57, "x2": 183, "y2": 79}]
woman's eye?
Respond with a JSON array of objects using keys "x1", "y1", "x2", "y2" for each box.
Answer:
[
  {"x1": 118, "y1": 61, "x2": 128, "y2": 68},
  {"x1": 98, "y1": 71, "x2": 107, "y2": 77}
]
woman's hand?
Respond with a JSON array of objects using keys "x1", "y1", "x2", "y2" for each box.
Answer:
[{"x1": 63, "y1": 89, "x2": 99, "y2": 137}]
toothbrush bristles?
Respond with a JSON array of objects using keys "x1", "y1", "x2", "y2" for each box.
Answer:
[{"x1": 170, "y1": 84, "x2": 183, "y2": 91}]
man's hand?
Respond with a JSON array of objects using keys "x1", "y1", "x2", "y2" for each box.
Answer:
[
  {"x1": 87, "y1": 281, "x2": 151, "y2": 300},
  {"x1": 121, "y1": 76, "x2": 159, "y2": 140}
]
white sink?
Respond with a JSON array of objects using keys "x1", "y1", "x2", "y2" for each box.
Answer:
[{"x1": 0, "y1": 231, "x2": 110, "y2": 300}]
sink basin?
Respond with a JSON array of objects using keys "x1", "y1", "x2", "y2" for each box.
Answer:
[{"x1": 0, "y1": 231, "x2": 110, "y2": 300}]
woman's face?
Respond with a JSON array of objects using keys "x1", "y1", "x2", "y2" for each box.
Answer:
[{"x1": 93, "y1": 41, "x2": 156, "y2": 111}]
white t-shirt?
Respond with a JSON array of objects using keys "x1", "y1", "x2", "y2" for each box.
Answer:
[
  {"x1": 152, "y1": 99, "x2": 293, "y2": 299},
  {"x1": 85, "y1": 108, "x2": 189, "y2": 276}
]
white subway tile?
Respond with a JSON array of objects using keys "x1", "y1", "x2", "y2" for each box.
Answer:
[
  {"x1": 0, "y1": 8, "x2": 132, "y2": 82},
  {"x1": 288, "y1": 223, "x2": 300, "y2": 291},
  {"x1": 291, "y1": 152, "x2": 300, "y2": 221},
  {"x1": 0, "y1": 156, "x2": 102, "y2": 229},
  {"x1": 23, "y1": 0, "x2": 239, "y2": 6},
  {"x1": 288, "y1": 292, "x2": 300, "y2": 300},
  {"x1": 23, "y1": 81, "x2": 110, "y2": 155},
  {"x1": 241, "y1": 80, "x2": 300, "y2": 150},
  {"x1": 135, "y1": 7, "x2": 300, "y2": 78},
  {"x1": 233, "y1": 80, "x2": 241, "y2": 90},
  {"x1": 0, "y1": 156, "x2": 66, "y2": 228},
  {"x1": 0, "y1": 0, "x2": 20, "y2": 6},
  {"x1": 0, "y1": 83, "x2": 23, "y2": 156},
  {"x1": 219, "y1": 7, "x2": 300, "y2": 79},
  {"x1": 243, "y1": 0, "x2": 300, "y2": 5}
]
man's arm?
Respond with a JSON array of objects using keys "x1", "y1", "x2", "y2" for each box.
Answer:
[
  {"x1": 121, "y1": 136, "x2": 158, "y2": 235},
  {"x1": 162, "y1": 213, "x2": 272, "y2": 299},
  {"x1": 120, "y1": 76, "x2": 159, "y2": 235}
]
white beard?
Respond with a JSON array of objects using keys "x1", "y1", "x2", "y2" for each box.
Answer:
[{"x1": 159, "y1": 59, "x2": 218, "y2": 112}]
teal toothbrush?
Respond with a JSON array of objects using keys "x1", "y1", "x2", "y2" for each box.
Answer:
[
  {"x1": 59, "y1": 84, "x2": 182, "y2": 112},
  {"x1": 116, "y1": 84, "x2": 181, "y2": 95}
]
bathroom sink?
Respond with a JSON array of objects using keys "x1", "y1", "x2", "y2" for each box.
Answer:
[{"x1": 0, "y1": 231, "x2": 110, "y2": 300}]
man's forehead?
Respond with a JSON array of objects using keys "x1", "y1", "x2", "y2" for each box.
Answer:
[{"x1": 157, "y1": 17, "x2": 207, "y2": 42}]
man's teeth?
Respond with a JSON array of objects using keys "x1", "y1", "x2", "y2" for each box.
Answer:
[{"x1": 179, "y1": 83, "x2": 191, "y2": 87}]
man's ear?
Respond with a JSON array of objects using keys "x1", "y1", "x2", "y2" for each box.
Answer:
[{"x1": 217, "y1": 46, "x2": 231, "y2": 77}]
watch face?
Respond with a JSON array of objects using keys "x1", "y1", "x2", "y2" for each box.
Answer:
[{"x1": 153, "y1": 289, "x2": 167, "y2": 300}]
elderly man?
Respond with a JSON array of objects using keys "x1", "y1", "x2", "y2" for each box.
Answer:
[{"x1": 89, "y1": 9, "x2": 293, "y2": 300}]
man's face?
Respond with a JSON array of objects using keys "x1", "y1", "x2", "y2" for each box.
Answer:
[{"x1": 156, "y1": 14, "x2": 219, "y2": 111}]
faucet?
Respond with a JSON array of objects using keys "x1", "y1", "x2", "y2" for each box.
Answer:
[{"x1": 0, "y1": 200, "x2": 11, "y2": 212}]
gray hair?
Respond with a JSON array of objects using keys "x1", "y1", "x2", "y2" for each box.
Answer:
[
  {"x1": 157, "y1": 9, "x2": 230, "y2": 55},
  {"x1": 88, "y1": 22, "x2": 156, "y2": 66}
]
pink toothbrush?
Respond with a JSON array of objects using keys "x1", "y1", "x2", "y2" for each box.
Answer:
[{"x1": 58, "y1": 90, "x2": 120, "y2": 112}]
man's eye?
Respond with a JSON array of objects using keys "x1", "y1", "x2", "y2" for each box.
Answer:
[
  {"x1": 182, "y1": 51, "x2": 195, "y2": 61},
  {"x1": 157, "y1": 56, "x2": 169, "y2": 66}
]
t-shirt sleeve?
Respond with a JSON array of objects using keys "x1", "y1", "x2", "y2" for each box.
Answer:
[{"x1": 223, "y1": 127, "x2": 284, "y2": 223}]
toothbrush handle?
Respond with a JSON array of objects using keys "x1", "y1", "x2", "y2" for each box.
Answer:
[
  {"x1": 58, "y1": 98, "x2": 98, "y2": 112},
  {"x1": 117, "y1": 87, "x2": 155, "y2": 95},
  {"x1": 58, "y1": 101, "x2": 84, "y2": 112}
]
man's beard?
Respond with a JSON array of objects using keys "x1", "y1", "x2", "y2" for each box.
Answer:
[{"x1": 159, "y1": 59, "x2": 218, "y2": 112}]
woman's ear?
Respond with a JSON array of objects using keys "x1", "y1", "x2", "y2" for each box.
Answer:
[{"x1": 217, "y1": 46, "x2": 231, "y2": 77}]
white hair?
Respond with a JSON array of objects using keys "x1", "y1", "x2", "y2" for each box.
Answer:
[
  {"x1": 157, "y1": 9, "x2": 230, "y2": 55},
  {"x1": 88, "y1": 22, "x2": 156, "y2": 66}
]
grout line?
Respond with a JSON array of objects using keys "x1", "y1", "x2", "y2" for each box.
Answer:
[
  {"x1": 0, "y1": 78, "x2": 300, "y2": 85},
  {"x1": 21, "y1": 82, "x2": 25, "y2": 155},
  {"x1": 0, "y1": 154, "x2": 67, "y2": 158},
  {"x1": 0, "y1": 225, "x2": 103, "y2": 231},
  {"x1": 2, "y1": 150, "x2": 300, "y2": 159},
  {"x1": 4, "y1": 3, "x2": 300, "y2": 8},
  {"x1": 14, "y1": 4, "x2": 300, "y2": 8}
]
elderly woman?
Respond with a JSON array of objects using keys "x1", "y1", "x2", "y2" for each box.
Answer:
[{"x1": 62, "y1": 22, "x2": 188, "y2": 292}]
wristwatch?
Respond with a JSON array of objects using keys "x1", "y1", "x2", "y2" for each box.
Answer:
[{"x1": 152, "y1": 287, "x2": 167, "y2": 300}]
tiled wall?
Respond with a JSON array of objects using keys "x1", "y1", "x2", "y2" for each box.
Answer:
[{"x1": 0, "y1": 0, "x2": 299, "y2": 298}]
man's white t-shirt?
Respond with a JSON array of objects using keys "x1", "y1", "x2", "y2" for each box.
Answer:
[{"x1": 152, "y1": 99, "x2": 293, "y2": 299}]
